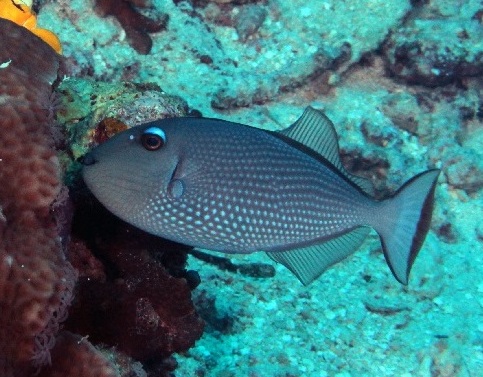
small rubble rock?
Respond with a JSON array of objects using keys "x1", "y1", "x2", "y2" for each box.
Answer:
[
  {"x1": 384, "y1": 19, "x2": 483, "y2": 86},
  {"x1": 443, "y1": 150, "x2": 483, "y2": 193},
  {"x1": 234, "y1": 5, "x2": 267, "y2": 41},
  {"x1": 381, "y1": 93, "x2": 421, "y2": 134}
]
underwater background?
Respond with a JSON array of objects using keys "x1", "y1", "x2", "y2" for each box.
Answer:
[{"x1": 0, "y1": 0, "x2": 482, "y2": 376}]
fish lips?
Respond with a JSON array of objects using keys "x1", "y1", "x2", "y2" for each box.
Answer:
[{"x1": 78, "y1": 152, "x2": 97, "y2": 166}]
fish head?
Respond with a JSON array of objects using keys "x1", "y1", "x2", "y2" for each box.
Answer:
[{"x1": 81, "y1": 120, "x2": 187, "y2": 218}]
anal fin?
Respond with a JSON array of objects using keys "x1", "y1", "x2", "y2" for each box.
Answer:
[{"x1": 266, "y1": 227, "x2": 370, "y2": 285}]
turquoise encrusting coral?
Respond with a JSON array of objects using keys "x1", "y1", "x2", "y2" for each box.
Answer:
[{"x1": 2, "y1": 0, "x2": 482, "y2": 376}]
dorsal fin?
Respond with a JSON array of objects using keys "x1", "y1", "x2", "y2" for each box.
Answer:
[{"x1": 278, "y1": 107, "x2": 374, "y2": 196}]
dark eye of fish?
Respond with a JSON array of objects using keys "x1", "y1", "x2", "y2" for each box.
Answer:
[{"x1": 141, "y1": 127, "x2": 166, "y2": 151}]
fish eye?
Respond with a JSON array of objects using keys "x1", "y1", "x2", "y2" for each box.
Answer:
[{"x1": 141, "y1": 127, "x2": 166, "y2": 151}]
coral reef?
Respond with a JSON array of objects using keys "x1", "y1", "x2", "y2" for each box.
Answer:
[
  {"x1": 37, "y1": 0, "x2": 412, "y2": 114},
  {"x1": 94, "y1": 0, "x2": 168, "y2": 54},
  {"x1": 64, "y1": 205, "x2": 205, "y2": 365},
  {"x1": 38, "y1": 332, "x2": 118, "y2": 377},
  {"x1": 0, "y1": 17, "x2": 203, "y2": 377},
  {"x1": 0, "y1": 19, "x2": 75, "y2": 375},
  {"x1": 5, "y1": 0, "x2": 483, "y2": 375}
]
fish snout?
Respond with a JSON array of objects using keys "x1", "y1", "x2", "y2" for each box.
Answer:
[{"x1": 78, "y1": 152, "x2": 97, "y2": 166}]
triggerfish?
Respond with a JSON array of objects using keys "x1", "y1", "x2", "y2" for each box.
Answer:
[{"x1": 81, "y1": 107, "x2": 440, "y2": 285}]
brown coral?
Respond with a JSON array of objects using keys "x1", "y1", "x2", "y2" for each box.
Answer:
[
  {"x1": 37, "y1": 332, "x2": 117, "y2": 377},
  {"x1": 0, "y1": 19, "x2": 76, "y2": 376},
  {"x1": 94, "y1": 0, "x2": 168, "y2": 54}
]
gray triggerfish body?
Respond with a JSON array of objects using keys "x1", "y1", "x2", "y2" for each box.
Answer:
[{"x1": 82, "y1": 107, "x2": 440, "y2": 285}]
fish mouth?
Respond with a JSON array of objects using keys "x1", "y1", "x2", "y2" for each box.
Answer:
[{"x1": 78, "y1": 152, "x2": 97, "y2": 166}]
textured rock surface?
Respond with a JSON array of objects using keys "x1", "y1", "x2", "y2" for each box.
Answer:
[
  {"x1": 39, "y1": 0, "x2": 411, "y2": 113},
  {"x1": 37, "y1": 332, "x2": 118, "y2": 377},
  {"x1": 384, "y1": 3, "x2": 483, "y2": 86},
  {"x1": 94, "y1": 0, "x2": 168, "y2": 54},
  {"x1": 0, "y1": 17, "x2": 203, "y2": 377}
]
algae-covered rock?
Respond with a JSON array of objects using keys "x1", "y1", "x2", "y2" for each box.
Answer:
[{"x1": 57, "y1": 78, "x2": 189, "y2": 159}]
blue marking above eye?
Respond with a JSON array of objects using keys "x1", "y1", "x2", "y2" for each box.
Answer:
[
  {"x1": 144, "y1": 127, "x2": 166, "y2": 141},
  {"x1": 141, "y1": 127, "x2": 166, "y2": 151}
]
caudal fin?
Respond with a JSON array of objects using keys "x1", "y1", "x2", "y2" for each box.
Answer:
[{"x1": 375, "y1": 169, "x2": 440, "y2": 285}]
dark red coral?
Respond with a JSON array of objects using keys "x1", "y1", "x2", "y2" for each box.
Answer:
[
  {"x1": 65, "y1": 204, "x2": 205, "y2": 366},
  {"x1": 94, "y1": 0, "x2": 168, "y2": 54},
  {"x1": 0, "y1": 19, "x2": 77, "y2": 375}
]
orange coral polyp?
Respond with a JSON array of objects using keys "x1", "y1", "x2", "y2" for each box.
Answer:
[
  {"x1": 32, "y1": 28, "x2": 62, "y2": 54},
  {"x1": 0, "y1": 1, "x2": 32, "y2": 25},
  {"x1": 0, "y1": 1, "x2": 27, "y2": 22},
  {"x1": 22, "y1": 13, "x2": 37, "y2": 29},
  {"x1": 0, "y1": 0, "x2": 62, "y2": 54}
]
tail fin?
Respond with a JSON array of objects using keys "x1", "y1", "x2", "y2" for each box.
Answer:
[{"x1": 375, "y1": 169, "x2": 440, "y2": 285}]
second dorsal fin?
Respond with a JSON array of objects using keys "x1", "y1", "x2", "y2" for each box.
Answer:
[{"x1": 278, "y1": 107, "x2": 374, "y2": 196}]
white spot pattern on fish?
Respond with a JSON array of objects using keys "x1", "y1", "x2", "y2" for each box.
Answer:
[{"x1": 82, "y1": 107, "x2": 440, "y2": 285}]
